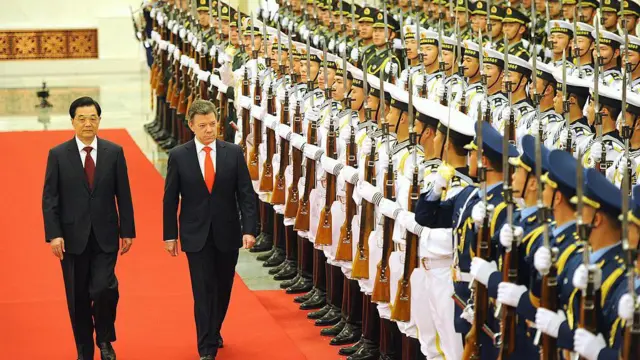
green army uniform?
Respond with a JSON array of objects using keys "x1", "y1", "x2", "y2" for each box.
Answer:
[
  {"x1": 453, "y1": 0, "x2": 473, "y2": 41},
  {"x1": 366, "y1": 11, "x2": 402, "y2": 76},
  {"x1": 496, "y1": 7, "x2": 531, "y2": 60},
  {"x1": 358, "y1": 6, "x2": 378, "y2": 65}
]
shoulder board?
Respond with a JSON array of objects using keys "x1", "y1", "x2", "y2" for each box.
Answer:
[
  {"x1": 392, "y1": 140, "x2": 411, "y2": 155},
  {"x1": 453, "y1": 171, "x2": 473, "y2": 187}
]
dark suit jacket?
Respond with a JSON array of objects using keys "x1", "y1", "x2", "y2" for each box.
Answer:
[
  {"x1": 163, "y1": 139, "x2": 257, "y2": 252},
  {"x1": 42, "y1": 137, "x2": 136, "y2": 254}
]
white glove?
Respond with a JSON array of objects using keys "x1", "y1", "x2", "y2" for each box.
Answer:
[
  {"x1": 209, "y1": 45, "x2": 217, "y2": 58},
  {"x1": 480, "y1": 99, "x2": 488, "y2": 114},
  {"x1": 574, "y1": 329, "x2": 607, "y2": 360},
  {"x1": 357, "y1": 180, "x2": 380, "y2": 203},
  {"x1": 470, "y1": 258, "x2": 498, "y2": 286},
  {"x1": 197, "y1": 70, "x2": 211, "y2": 82},
  {"x1": 238, "y1": 95, "x2": 252, "y2": 110},
  {"x1": 287, "y1": 21, "x2": 294, "y2": 33},
  {"x1": 272, "y1": 12, "x2": 279, "y2": 23},
  {"x1": 304, "y1": 108, "x2": 321, "y2": 123},
  {"x1": 277, "y1": 91, "x2": 286, "y2": 104},
  {"x1": 329, "y1": 38, "x2": 336, "y2": 52},
  {"x1": 350, "y1": 47, "x2": 359, "y2": 62},
  {"x1": 379, "y1": 154, "x2": 390, "y2": 171},
  {"x1": 471, "y1": 201, "x2": 487, "y2": 229},
  {"x1": 423, "y1": 172, "x2": 447, "y2": 199},
  {"x1": 299, "y1": 24, "x2": 308, "y2": 36},
  {"x1": 167, "y1": 42, "x2": 175, "y2": 53},
  {"x1": 301, "y1": 28, "x2": 309, "y2": 41},
  {"x1": 501, "y1": 106, "x2": 511, "y2": 121},
  {"x1": 535, "y1": 308, "x2": 566, "y2": 338},
  {"x1": 261, "y1": 8, "x2": 269, "y2": 21},
  {"x1": 173, "y1": 48, "x2": 181, "y2": 62},
  {"x1": 534, "y1": 246, "x2": 552, "y2": 275},
  {"x1": 590, "y1": 141, "x2": 603, "y2": 163},
  {"x1": 290, "y1": 133, "x2": 306, "y2": 150},
  {"x1": 250, "y1": 105, "x2": 267, "y2": 121},
  {"x1": 436, "y1": 83, "x2": 446, "y2": 100},
  {"x1": 497, "y1": 283, "x2": 528, "y2": 307},
  {"x1": 150, "y1": 8, "x2": 156, "y2": 18},
  {"x1": 392, "y1": 38, "x2": 403, "y2": 50},
  {"x1": 618, "y1": 293, "x2": 636, "y2": 322},
  {"x1": 187, "y1": 32, "x2": 194, "y2": 43},
  {"x1": 179, "y1": 27, "x2": 186, "y2": 39},
  {"x1": 277, "y1": 124, "x2": 292, "y2": 140},
  {"x1": 313, "y1": 34, "x2": 320, "y2": 47},
  {"x1": 385, "y1": 62, "x2": 398, "y2": 77},
  {"x1": 461, "y1": 306, "x2": 474, "y2": 324},
  {"x1": 572, "y1": 264, "x2": 602, "y2": 291},
  {"x1": 282, "y1": 16, "x2": 289, "y2": 27},
  {"x1": 499, "y1": 225, "x2": 523, "y2": 251},
  {"x1": 338, "y1": 41, "x2": 346, "y2": 56},
  {"x1": 361, "y1": 136, "x2": 373, "y2": 155}
]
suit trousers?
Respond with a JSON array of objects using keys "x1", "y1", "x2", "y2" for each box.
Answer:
[
  {"x1": 186, "y1": 228, "x2": 239, "y2": 357},
  {"x1": 60, "y1": 230, "x2": 119, "y2": 354}
]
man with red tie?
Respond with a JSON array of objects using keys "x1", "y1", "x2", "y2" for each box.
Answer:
[
  {"x1": 163, "y1": 99, "x2": 257, "y2": 360},
  {"x1": 42, "y1": 96, "x2": 136, "y2": 360}
]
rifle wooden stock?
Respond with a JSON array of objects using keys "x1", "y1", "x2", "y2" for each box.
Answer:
[
  {"x1": 540, "y1": 264, "x2": 559, "y2": 360},
  {"x1": 218, "y1": 92, "x2": 228, "y2": 141},
  {"x1": 352, "y1": 144, "x2": 376, "y2": 280},
  {"x1": 156, "y1": 52, "x2": 167, "y2": 97},
  {"x1": 248, "y1": 79, "x2": 263, "y2": 181},
  {"x1": 271, "y1": 94, "x2": 290, "y2": 205},
  {"x1": 622, "y1": 306, "x2": 640, "y2": 360},
  {"x1": 315, "y1": 124, "x2": 337, "y2": 246},
  {"x1": 151, "y1": 61, "x2": 158, "y2": 89},
  {"x1": 294, "y1": 121, "x2": 317, "y2": 232},
  {"x1": 259, "y1": 92, "x2": 276, "y2": 192},
  {"x1": 373, "y1": 166, "x2": 400, "y2": 304},
  {"x1": 335, "y1": 133, "x2": 358, "y2": 262},
  {"x1": 578, "y1": 272, "x2": 599, "y2": 360},
  {"x1": 463, "y1": 217, "x2": 492, "y2": 360},
  {"x1": 285, "y1": 103, "x2": 303, "y2": 218},
  {"x1": 498, "y1": 248, "x2": 518, "y2": 359},
  {"x1": 170, "y1": 61, "x2": 180, "y2": 109},
  {"x1": 177, "y1": 64, "x2": 189, "y2": 115},
  {"x1": 199, "y1": 78, "x2": 208, "y2": 100}
]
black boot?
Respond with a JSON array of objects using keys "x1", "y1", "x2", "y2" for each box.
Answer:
[
  {"x1": 273, "y1": 261, "x2": 297, "y2": 280},
  {"x1": 300, "y1": 289, "x2": 326, "y2": 310},
  {"x1": 280, "y1": 273, "x2": 301, "y2": 289},
  {"x1": 320, "y1": 319, "x2": 345, "y2": 337},
  {"x1": 347, "y1": 338, "x2": 380, "y2": 360},
  {"x1": 250, "y1": 233, "x2": 273, "y2": 253},
  {"x1": 307, "y1": 304, "x2": 331, "y2": 320},
  {"x1": 257, "y1": 246, "x2": 276, "y2": 261},
  {"x1": 286, "y1": 276, "x2": 313, "y2": 294},
  {"x1": 339, "y1": 337, "x2": 364, "y2": 356},
  {"x1": 330, "y1": 322, "x2": 362, "y2": 346},
  {"x1": 263, "y1": 248, "x2": 285, "y2": 267},
  {"x1": 268, "y1": 259, "x2": 288, "y2": 275},
  {"x1": 314, "y1": 305, "x2": 341, "y2": 326},
  {"x1": 294, "y1": 287, "x2": 316, "y2": 303}
]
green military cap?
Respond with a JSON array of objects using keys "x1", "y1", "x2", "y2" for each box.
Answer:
[
  {"x1": 549, "y1": 20, "x2": 574, "y2": 37},
  {"x1": 358, "y1": 6, "x2": 377, "y2": 22},
  {"x1": 489, "y1": 5, "x2": 506, "y2": 20},
  {"x1": 503, "y1": 7, "x2": 528, "y2": 25},
  {"x1": 318, "y1": 0, "x2": 329, "y2": 10},
  {"x1": 580, "y1": 0, "x2": 600, "y2": 8},
  {"x1": 242, "y1": 26, "x2": 261, "y2": 37},
  {"x1": 228, "y1": 10, "x2": 240, "y2": 26},
  {"x1": 372, "y1": 11, "x2": 400, "y2": 33},
  {"x1": 563, "y1": 0, "x2": 577, "y2": 4},
  {"x1": 620, "y1": 0, "x2": 640, "y2": 16},
  {"x1": 602, "y1": 0, "x2": 620, "y2": 12},
  {"x1": 220, "y1": 5, "x2": 231, "y2": 21},
  {"x1": 333, "y1": 0, "x2": 351, "y2": 16},
  {"x1": 197, "y1": 0, "x2": 210, "y2": 12},
  {"x1": 454, "y1": 0, "x2": 468, "y2": 12},
  {"x1": 471, "y1": 1, "x2": 488, "y2": 16}
]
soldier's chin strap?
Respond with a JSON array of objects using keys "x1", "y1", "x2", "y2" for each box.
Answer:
[
  {"x1": 520, "y1": 171, "x2": 531, "y2": 200},
  {"x1": 512, "y1": 73, "x2": 528, "y2": 96},
  {"x1": 390, "y1": 110, "x2": 403, "y2": 134},
  {"x1": 489, "y1": 69, "x2": 504, "y2": 91}
]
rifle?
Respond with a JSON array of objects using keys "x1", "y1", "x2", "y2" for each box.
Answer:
[
  {"x1": 456, "y1": 20, "x2": 467, "y2": 115},
  {"x1": 503, "y1": 34, "x2": 515, "y2": 145},
  {"x1": 259, "y1": 21, "x2": 276, "y2": 192},
  {"x1": 438, "y1": 17, "x2": 447, "y2": 106},
  {"x1": 594, "y1": 20, "x2": 606, "y2": 174},
  {"x1": 462, "y1": 110, "x2": 493, "y2": 360},
  {"x1": 351, "y1": 129, "x2": 376, "y2": 279},
  {"x1": 272, "y1": 26, "x2": 289, "y2": 205},
  {"x1": 285, "y1": 38, "x2": 302, "y2": 218},
  {"x1": 479, "y1": 29, "x2": 490, "y2": 124},
  {"x1": 316, "y1": 40, "x2": 337, "y2": 246},
  {"x1": 248, "y1": 12, "x2": 262, "y2": 180},
  {"x1": 336, "y1": 109, "x2": 357, "y2": 261}
]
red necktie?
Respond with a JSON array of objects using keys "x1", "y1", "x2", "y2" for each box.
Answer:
[
  {"x1": 83, "y1": 146, "x2": 95, "y2": 188},
  {"x1": 203, "y1": 146, "x2": 215, "y2": 192}
]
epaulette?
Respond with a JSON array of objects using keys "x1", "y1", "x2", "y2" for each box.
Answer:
[
  {"x1": 358, "y1": 120, "x2": 375, "y2": 131},
  {"x1": 452, "y1": 170, "x2": 473, "y2": 188},
  {"x1": 392, "y1": 139, "x2": 411, "y2": 155}
]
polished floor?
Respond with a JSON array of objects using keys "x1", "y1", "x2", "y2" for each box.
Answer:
[{"x1": 0, "y1": 71, "x2": 281, "y2": 290}]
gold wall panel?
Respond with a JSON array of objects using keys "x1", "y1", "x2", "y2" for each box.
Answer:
[
  {"x1": 0, "y1": 87, "x2": 100, "y2": 116},
  {"x1": 0, "y1": 29, "x2": 98, "y2": 60}
]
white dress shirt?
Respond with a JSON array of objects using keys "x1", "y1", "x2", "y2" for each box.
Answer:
[
  {"x1": 75, "y1": 136, "x2": 98, "y2": 167},
  {"x1": 194, "y1": 137, "x2": 217, "y2": 178}
]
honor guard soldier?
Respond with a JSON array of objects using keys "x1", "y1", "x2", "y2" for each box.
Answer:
[
  {"x1": 579, "y1": 0, "x2": 601, "y2": 24},
  {"x1": 434, "y1": 35, "x2": 464, "y2": 109},
  {"x1": 486, "y1": 4, "x2": 506, "y2": 47},
  {"x1": 553, "y1": 69, "x2": 593, "y2": 151},
  {"x1": 548, "y1": 20, "x2": 575, "y2": 68},
  {"x1": 454, "y1": 0, "x2": 473, "y2": 41},
  {"x1": 495, "y1": 54, "x2": 536, "y2": 143},
  {"x1": 462, "y1": 40, "x2": 487, "y2": 122},
  {"x1": 355, "y1": 6, "x2": 378, "y2": 66},
  {"x1": 574, "y1": 22, "x2": 596, "y2": 77},
  {"x1": 469, "y1": 1, "x2": 490, "y2": 45},
  {"x1": 563, "y1": 0, "x2": 577, "y2": 21},
  {"x1": 483, "y1": 47, "x2": 509, "y2": 127},
  {"x1": 396, "y1": 25, "x2": 427, "y2": 93},
  {"x1": 603, "y1": 0, "x2": 622, "y2": 33},
  {"x1": 595, "y1": 29, "x2": 624, "y2": 88},
  {"x1": 497, "y1": 7, "x2": 531, "y2": 60},
  {"x1": 580, "y1": 85, "x2": 624, "y2": 170},
  {"x1": 531, "y1": 61, "x2": 564, "y2": 148},
  {"x1": 607, "y1": 91, "x2": 640, "y2": 187},
  {"x1": 620, "y1": 0, "x2": 640, "y2": 36},
  {"x1": 536, "y1": 167, "x2": 627, "y2": 355},
  {"x1": 196, "y1": 0, "x2": 215, "y2": 47},
  {"x1": 417, "y1": 30, "x2": 446, "y2": 102},
  {"x1": 627, "y1": 35, "x2": 640, "y2": 93},
  {"x1": 365, "y1": 12, "x2": 402, "y2": 77}
]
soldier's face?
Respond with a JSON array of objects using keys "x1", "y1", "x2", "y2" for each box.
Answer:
[
  {"x1": 629, "y1": 50, "x2": 640, "y2": 69},
  {"x1": 503, "y1": 71, "x2": 522, "y2": 93},
  {"x1": 321, "y1": 9, "x2": 331, "y2": 26},
  {"x1": 359, "y1": 22, "x2": 374, "y2": 39},
  {"x1": 295, "y1": 59, "x2": 304, "y2": 81},
  {"x1": 367, "y1": 95, "x2": 380, "y2": 114},
  {"x1": 502, "y1": 23, "x2": 522, "y2": 41},
  {"x1": 586, "y1": 97, "x2": 596, "y2": 126},
  {"x1": 351, "y1": 87, "x2": 365, "y2": 110},
  {"x1": 490, "y1": 20, "x2": 503, "y2": 39},
  {"x1": 581, "y1": 8, "x2": 596, "y2": 23},
  {"x1": 463, "y1": 56, "x2": 479, "y2": 78},
  {"x1": 550, "y1": 33, "x2": 571, "y2": 55},
  {"x1": 549, "y1": 2, "x2": 562, "y2": 17},
  {"x1": 399, "y1": 0, "x2": 410, "y2": 6},
  {"x1": 423, "y1": 45, "x2": 438, "y2": 67},
  {"x1": 198, "y1": 11, "x2": 210, "y2": 28},
  {"x1": 385, "y1": 107, "x2": 403, "y2": 132},
  {"x1": 511, "y1": 166, "x2": 529, "y2": 199},
  {"x1": 483, "y1": 64, "x2": 502, "y2": 88},
  {"x1": 621, "y1": 14, "x2": 638, "y2": 32},
  {"x1": 595, "y1": 44, "x2": 618, "y2": 67},
  {"x1": 575, "y1": 36, "x2": 594, "y2": 58},
  {"x1": 602, "y1": 11, "x2": 619, "y2": 29},
  {"x1": 442, "y1": 50, "x2": 455, "y2": 72},
  {"x1": 406, "y1": 39, "x2": 418, "y2": 60},
  {"x1": 373, "y1": 28, "x2": 387, "y2": 47},
  {"x1": 455, "y1": 11, "x2": 468, "y2": 28},
  {"x1": 553, "y1": 88, "x2": 563, "y2": 113},
  {"x1": 221, "y1": 21, "x2": 230, "y2": 37},
  {"x1": 541, "y1": 181, "x2": 554, "y2": 208},
  {"x1": 331, "y1": 76, "x2": 345, "y2": 101},
  {"x1": 471, "y1": 14, "x2": 487, "y2": 33},
  {"x1": 468, "y1": 150, "x2": 478, "y2": 177},
  {"x1": 189, "y1": 112, "x2": 218, "y2": 145},
  {"x1": 534, "y1": 0, "x2": 545, "y2": 9},
  {"x1": 562, "y1": 4, "x2": 575, "y2": 21}
]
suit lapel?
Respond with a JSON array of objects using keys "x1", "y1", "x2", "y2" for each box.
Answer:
[
  {"x1": 91, "y1": 138, "x2": 108, "y2": 193},
  {"x1": 186, "y1": 140, "x2": 210, "y2": 193},
  {"x1": 66, "y1": 138, "x2": 90, "y2": 193}
]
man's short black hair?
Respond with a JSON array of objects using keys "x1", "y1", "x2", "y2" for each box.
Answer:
[{"x1": 69, "y1": 96, "x2": 102, "y2": 118}]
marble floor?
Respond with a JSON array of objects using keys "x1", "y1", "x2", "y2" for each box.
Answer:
[{"x1": 0, "y1": 70, "x2": 281, "y2": 290}]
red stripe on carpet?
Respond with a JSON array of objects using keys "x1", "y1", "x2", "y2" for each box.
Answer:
[
  {"x1": 0, "y1": 129, "x2": 308, "y2": 359},
  {"x1": 255, "y1": 291, "x2": 347, "y2": 360}
]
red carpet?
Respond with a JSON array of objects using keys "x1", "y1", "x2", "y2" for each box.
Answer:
[
  {"x1": 255, "y1": 291, "x2": 347, "y2": 360},
  {"x1": 0, "y1": 129, "x2": 313, "y2": 359}
]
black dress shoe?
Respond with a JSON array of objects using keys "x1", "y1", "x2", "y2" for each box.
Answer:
[
  {"x1": 339, "y1": 337, "x2": 364, "y2": 356},
  {"x1": 293, "y1": 287, "x2": 316, "y2": 303},
  {"x1": 320, "y1": 319, "x2": 345, "y2": 337},
  {"x1": 330, "y1": 323, "x2": 362, "y2": 346},
  {"x1": 268, "y1": 259, "x2": 287, "y2": 275},
  {"x1": 98, "y1": 342, "x2": 116, "y2": 360},
  {"x1": 347, "y1": 339, "x2": 380, "y2": 360},
  {"x1": 286, "y1": 277, "x2": 313, "y2": 294},
  {"x1": 314, "y1": 307, "x2": 341, "y2": 326},
  {"x1": 273, "y1": 262, "x2": 297, "y2": 280},
  {"x1": 257, "y1": 247, "x2": 275, "y2": 261},
  {"x1": 250, "y1": 233, "x2": 273, "y2": 253},
  {"x1": 76, "y1": 344, "x2": 94, "y2": 360},
  {"x1": 300, "y1": 289, "x2": 326, "y2": 310},
  {"x1": 307, "y1": 303, "x2": 331, "y2": 319},
  {"x1": 217, "y1": 335, "x2": 224, "y2": 348},
  {"x1": 199, "y1": 356, "x2": 215, "y2": 360},
  {"x1": 262, "y1": 249, "x2": 285, "y2": 267},
  {"x1": 280, "y1": 273, "x2": 301, "y2": 289}
]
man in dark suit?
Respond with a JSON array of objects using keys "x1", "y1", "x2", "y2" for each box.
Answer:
[
  {"x1": 163, "y1": 99, "x2": 257, "y2": 360},
  {"x1": 42, "y1": 96, "x2": 136, "y2": 360}
]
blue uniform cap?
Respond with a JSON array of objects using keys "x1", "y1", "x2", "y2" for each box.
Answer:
[
  {"x1": 571, "y1": 168, "x2": 623, "y2": 217},
  {"x1": 509, "y1": 134, "x2": 551, "y2": 173},
  {"x1": 464, "y1": 121, "x2": 518, "y2": 162},
  {"x1": 541, "y1": 149, "x2": 578, "y2": 199}
]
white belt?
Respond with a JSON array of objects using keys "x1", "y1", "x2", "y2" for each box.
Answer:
[{"x1": 420, "y1": 257, "x2": 451, "y2": 270}]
